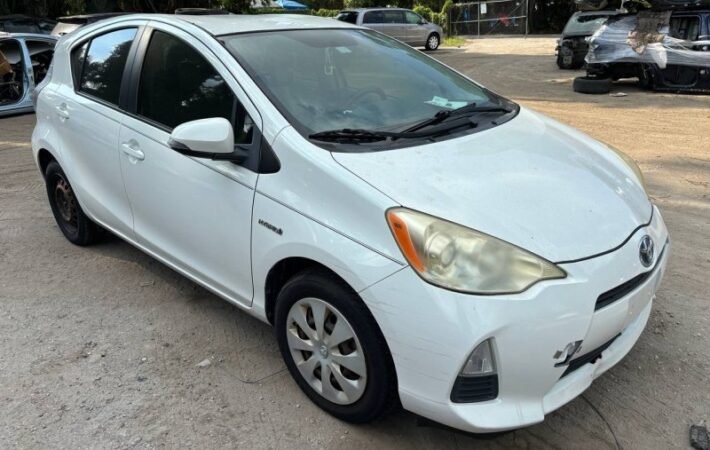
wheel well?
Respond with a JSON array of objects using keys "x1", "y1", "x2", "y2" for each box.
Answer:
[
  {"x1": 37, "y1": 149, "x2": 56, "y2": 177},
  {"x1": 264, "y1": 257, "x2": 350, "y2": 325}
]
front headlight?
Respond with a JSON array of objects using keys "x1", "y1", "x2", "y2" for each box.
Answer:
[
  {"x1": 386, "y1": 208, "x2": 566, "y2": 295},
  {"x1": 606, "y1": 143, "x2": 647, "y2": 193}
]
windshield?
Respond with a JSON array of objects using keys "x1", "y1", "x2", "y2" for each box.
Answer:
[
  {"x1": 221, "y1": 29, "x2": 509, "y2": 144},
  {"x1": 563, "y1": 14, "x2": 613, "y2": 35}
]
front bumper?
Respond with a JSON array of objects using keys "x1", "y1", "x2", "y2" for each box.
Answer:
[{"x1": 360, "y1": 206, "x2": 669, "y2": 433}]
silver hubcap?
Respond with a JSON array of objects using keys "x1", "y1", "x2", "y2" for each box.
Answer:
[
  {"x1": 286, "y1": 298, "x2": 367, "y2": 405},
  {"x1": 429, "y1": 35, "x2": 439, "y2": 48}
]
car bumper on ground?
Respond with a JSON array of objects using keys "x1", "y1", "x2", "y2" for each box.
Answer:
[{"x1": 360, "y1": 205, "x2": 669, "y2": 433}]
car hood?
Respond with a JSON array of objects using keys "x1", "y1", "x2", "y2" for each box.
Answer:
[{"x1": 332, "y1": 107, "x2": 652, "y2": 263}]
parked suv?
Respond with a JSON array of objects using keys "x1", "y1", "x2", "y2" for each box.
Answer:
[
  {"x1": 336, "y1": 8, "x2": 443, "y2": 50},
  {"x1": 33, "y1": 14, "x2": 668, "y2": 433},
  {"x1": 0, "y1": 32, "x2": 57, "y2": 116}
]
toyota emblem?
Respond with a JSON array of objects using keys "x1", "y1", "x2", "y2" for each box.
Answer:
[{"x1": 639, "y1": 235, "x2": 655, "y2": 268}]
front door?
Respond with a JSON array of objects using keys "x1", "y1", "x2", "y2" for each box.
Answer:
[
  {"x1": 403, "y1": 11, "x2": 429, "y2": 46},
  {"x1": 118, "y1": 27, "x2": 259, "y2": 306}
]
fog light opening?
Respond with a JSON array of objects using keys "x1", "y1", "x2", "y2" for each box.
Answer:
[{"x1": 460, "y1": 339, "x2": 497, "y2": 377}]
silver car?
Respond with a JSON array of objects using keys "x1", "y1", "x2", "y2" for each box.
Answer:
[
  {"x1": 0, "y1": 32, "x2": 57, "y2": 117},
  {"x1": 336, "y1": 8, "x2": 443, "y2": 50}
]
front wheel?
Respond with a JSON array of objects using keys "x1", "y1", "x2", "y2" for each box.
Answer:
[
  {"x1": 274, "y1": 269, "x2": 397, "y2": 423},
  {"x1": 425, "y1": 33, "x2": 440, "y2": 51}
]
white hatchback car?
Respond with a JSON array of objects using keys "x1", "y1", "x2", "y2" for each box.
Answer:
[{"x1": 33, "y1": 14, "x2": 669, "y2": 433}]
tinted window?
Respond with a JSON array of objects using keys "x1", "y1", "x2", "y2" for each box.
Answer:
[
  {"x1": 79, "y1": 28, "x2": 136, "y2": 105},
  {"x1": 26, "y1": 40, "x2": 55, "y2": 85},
  {"x1": 404, "y1": 11, "x2": 422, "y2": 24},
  {"x1": 382, "y1": 10, "x2": 404, "y2": 24},
  {"x1": 336, "y1": 11, "x2": 358, "y2": 24},
  {"x1": 138, "y1": 31, "x2": 253, "y2": 143},
  {"x1": 363, "y1": 11, "x2": 383, "y2": 24},
  {"x1": 669, "y1": 16, "x2": 700, "y2": 41}
]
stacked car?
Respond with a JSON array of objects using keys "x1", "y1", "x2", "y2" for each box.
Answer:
[{"x1": 573, "y1": 3, "x2": 710, "y2": 94}]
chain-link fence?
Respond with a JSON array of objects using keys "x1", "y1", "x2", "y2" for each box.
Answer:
[{"x1": 449, "y1": 0, "x2": 528, "y2": 37}]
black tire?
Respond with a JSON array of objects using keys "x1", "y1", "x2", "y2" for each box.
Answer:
[
  {"x1": 274, "y1": 269, "x2": 398, "y2": 423},
  {"x1": 425, "y1": 33, "x2": 440, "y2": 51},
  {"x1": 573, "y1": 76, "x2": 612, "y2": 94},
  {"x1": 45, "y1": 161, "x2": 102, "y2": 246},
  {"x1": 556, "y1": 47, "x2": 582, "y2": 70},
  {"x1": 638, "y1": 65, "x2": 654, "y2": 90}
]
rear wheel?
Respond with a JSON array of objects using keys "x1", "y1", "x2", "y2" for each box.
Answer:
[
  {"x1": 45, "y1": 161, "x2": 102, "y2": 246},
  {"x1": 274, "y1": 269, "x2": 397, "y2": 423},
  {"x1": 573, "y1": 76, "x2": 612, "y2": 94},
  {"x1": 425, "y1": 33, "x2": 440, "y2": 51}
]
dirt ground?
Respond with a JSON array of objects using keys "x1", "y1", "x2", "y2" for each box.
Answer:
[{"x1": 0, "y1": 37, "x2": 708, "y2": 450}]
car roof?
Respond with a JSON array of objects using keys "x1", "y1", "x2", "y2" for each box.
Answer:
[
  {"x1": 92, "y1": 13, "x2": 358, "y2": 36},
  {"x1": 341, "y1": 8, "x2": 410, "y2": 12}
]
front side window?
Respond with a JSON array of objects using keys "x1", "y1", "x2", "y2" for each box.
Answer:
[
  {"x1": 78, "y1": 28, "x2": 137, "y2": 105},
  {"x1": 404, "y1": 12, "x2": 422, "y2": 24},
  {"x1": 137, "y1": 30, "x2": 253, "y2": 143},
  {"x1": 223, "y1": 29, "x2": 508, "y2": 150}
]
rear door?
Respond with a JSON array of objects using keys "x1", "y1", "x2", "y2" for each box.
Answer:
[
  {"x1": 381, "y1": 10, "x2": 407, "y2": 42},
  {"x1": 117, "y1": 24, "x2": 260, "y2": 306},
  {"x1": 361, "y1": 10, "x2": 384, "y2": 32},
  {"x1": 51, "y1": 25, "x2": 142, "y2": 237}
]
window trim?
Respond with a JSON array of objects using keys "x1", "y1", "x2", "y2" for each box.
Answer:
[
  {"x1": 124, "y1": 26, "x2": 267, "y2": 172},
  {"x1": 70, "y1": 25, "x2": 145, "y2": 112}
]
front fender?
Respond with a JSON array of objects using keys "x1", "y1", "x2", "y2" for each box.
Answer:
[{"x1": 250, "y1": 192, "x2": 405, "y2": 322}]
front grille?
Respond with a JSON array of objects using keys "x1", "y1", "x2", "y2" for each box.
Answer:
[
  {"x1": 595, "y1": 245, "x2": 666, "y2": 311},
  {"x1": 560, "y1": 334, "x2": 620, "y2": 378},
  {"x1": 450, "y1": 374, "x2": 498, "y2": 403}
]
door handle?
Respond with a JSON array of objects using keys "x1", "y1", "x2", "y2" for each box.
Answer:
[
  {"x1": 121, "y1": 141, "x2": 145, "y2": 161},
  {"x1": 55, "y1": 104, "x2": 69, "y2": 120}
]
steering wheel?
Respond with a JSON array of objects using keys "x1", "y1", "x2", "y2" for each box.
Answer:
[{"x1": 344, "y1": 87, "x2": 387, "y2": 110}]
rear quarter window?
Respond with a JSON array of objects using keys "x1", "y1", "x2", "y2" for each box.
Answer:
[
  {"x1": 76, "y1": 28, "x2": 137, "y2": 105},
  {"x1": 336, "y1": 12, "x2": 358, "y2": 24}
]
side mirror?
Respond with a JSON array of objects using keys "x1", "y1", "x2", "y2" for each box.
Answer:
[
  {"x1": 419, "y1": 19, "x2": 427, "y2": 25},
  {"x1": 168, "y1": 117, "x2": 247, "y2": 163}
]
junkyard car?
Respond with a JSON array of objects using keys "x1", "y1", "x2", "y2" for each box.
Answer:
[
  {"x1": 336, "y1": 8, "x2": 443, "y2": 50},
  {"x1": 576, "y1": 9, "x2": 710, "y2": 93},
  {"x1": 0, "y1": 14, "x2": 56, "y2": 34},
  {"x1": 33, "y1": 14, "x2": 669, "y2": 433},
  {"x1": 0, "y1": 32, "x2": 56, "y2": 116},
  {"x1": 556, "y1": 11, "x2": 618, "y2": 69}
]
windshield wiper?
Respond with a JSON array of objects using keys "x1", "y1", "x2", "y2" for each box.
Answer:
[
  {"x1": 310, "y1": 117, "x2": 479, "y2": 144},
  {"x1": 308, "y1": 129, "x2": 390, "y2": 143},
  {"x1": 405, "y1": 103, "x2": 514, "y2": 133}
]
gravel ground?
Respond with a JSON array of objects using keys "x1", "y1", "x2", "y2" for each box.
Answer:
[{"x1": 0, "y1": 37, "x2": 708, "y2": 450}]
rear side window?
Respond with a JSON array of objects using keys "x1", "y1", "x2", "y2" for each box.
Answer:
[
  {"x1": 137, "y1": 30, "x2": 254, "y2": 143},
  {"x1": 669, "y1": 16, "x2": 700, "y2": 41},
  {"x1": 363, "y1": 11, "x2": 383, "y2": 24},
  {"x1": 26, "y1": 40, "x2": 55, "y2": 85},
  {"x1": 383, "y1": 10, "x2": 405, "y2": 24},
  {"x1": 77, "y1": 28, "x2": 137, "y2": 105},
  {"x1": 336, "y1": 11, "x2": 358, "y2": 24}
]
